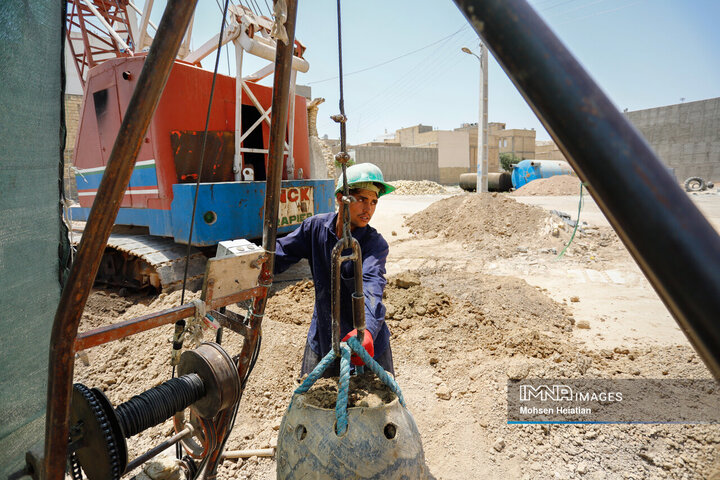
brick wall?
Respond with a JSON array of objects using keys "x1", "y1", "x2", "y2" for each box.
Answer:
[{"x1": 64, "y1": 94, "x2": 83, "y2": 200}]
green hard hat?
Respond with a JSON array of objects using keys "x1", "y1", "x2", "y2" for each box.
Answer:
[{"x1": 335, "y1": 162, "x2": 395, "y2": 198}]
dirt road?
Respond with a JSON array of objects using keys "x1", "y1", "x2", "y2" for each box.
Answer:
[{"x1": 73, "y1": 190, "x2": 720, "y2": 479}]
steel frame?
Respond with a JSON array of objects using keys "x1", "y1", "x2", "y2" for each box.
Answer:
[{"x1": 66, "y1": 0, "x2": 135, "y2": 87}]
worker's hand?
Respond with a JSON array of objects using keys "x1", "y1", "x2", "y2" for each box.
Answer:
[{"x1": 342, "y1": 329, "x2": 374, "y2": 366}]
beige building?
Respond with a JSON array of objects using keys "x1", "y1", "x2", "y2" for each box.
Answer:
[
  {"x1": 64, "y1": 94, "x2": 83, "y2": 200},
  {"x1": 361, "y1": 121, "x2": 540, "y2": 184},
  {"x1": 454, "y1": 123, "x2": 500, "y2": 177},
  {"x1": 495, "y1": 125, "x2": 536, "y2": 160},
  {"x1": 391, "y1": 125, "x2": 471, "y2": 183},
  {"x1": 392, "y1": 124, "x2": 434, "y2": 146},
  {"x1": 535, "y1": 140, "x2": 567, "y2": 161}
]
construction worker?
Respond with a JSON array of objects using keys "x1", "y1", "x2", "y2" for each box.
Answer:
[{"x1": 275, "y1": 163, "x2": 396, "y2": 377}]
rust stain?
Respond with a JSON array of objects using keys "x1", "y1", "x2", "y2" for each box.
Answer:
[{"x1": 632, "y1": 163, "x2": 672, "y2": 210}]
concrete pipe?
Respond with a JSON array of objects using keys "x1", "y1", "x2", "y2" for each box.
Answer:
[{"x1": 459, "y1": 172, "x2": 512, "y2": 192}]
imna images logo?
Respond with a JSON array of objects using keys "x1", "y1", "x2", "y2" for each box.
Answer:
[
  {"x1": 518, "y1": 384, "x2": 623, "y2": 403},
  {"x1": 519, "y1": 384, "x2": 573, "y2": 402}
]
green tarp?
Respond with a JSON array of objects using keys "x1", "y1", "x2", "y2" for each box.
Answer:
[{"x1": 0, "y1": 1, "x2": 65, "y2": 476}]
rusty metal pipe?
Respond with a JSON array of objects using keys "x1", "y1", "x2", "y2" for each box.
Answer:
[
  {"x1": 352, "y1": 243, "x2": 366, "y2": 343},
  {"x1": 73, "y1": 286, "x2": 264, "y2": 352},
  {"x1": 453, "y1": 0, "x2": 720, "y2": 378},
  {"x1": 331, "y1": 241, "x2": 344, "y2": 355},
  {"x1": 43, "y1": 2, "x2": 199, "y2": 478}
]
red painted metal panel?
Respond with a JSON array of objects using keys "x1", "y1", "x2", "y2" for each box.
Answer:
[
  {"x1": 74, "y1": 56, "x2": 312, "y2": 211},
  {"x1": 292, "y1": 94, "x2": 310, "y2": 179}
]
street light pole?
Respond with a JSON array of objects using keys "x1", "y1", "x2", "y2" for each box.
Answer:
[{"x1": 462, "y1": 45, "x2": 489, "y2": 193}]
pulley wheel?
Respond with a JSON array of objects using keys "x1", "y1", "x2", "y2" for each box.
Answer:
[
  {"x1": 178, "y1": 342, "x2": 240, "y2": 419},
  {"x1": 173, "y1": 407, "x2": 217, "y2": 459}
]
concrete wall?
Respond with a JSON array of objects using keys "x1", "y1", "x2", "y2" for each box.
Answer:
[
  {"x1": 464, "y1": 128, "x2": 500, "y2": 174},
  {"x1": 351, "y1": 146, "x2": 439, "y2": 182},
  {"x1": 64, "y1": 40, "x2": 84, "y2": 95},
  {"x1": 438, "y1": 130, "x2": 470, "y2": 168},
  {"x1": 439, "y1": 167, "x2": 469, "y2": 184},
  {"x1": 415, "y1": 130, "x2": 470, "y2": 168},
  {"x1": 625, "y1": 97, "x2": 720, "y2": 182}
]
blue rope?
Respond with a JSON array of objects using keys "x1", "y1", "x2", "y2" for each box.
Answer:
[
  {"x1": 347, "y1": 336, "x2": 406, "y2": 407},
  {"x1": 288, "y1": 337, "x2": 407, "y2": 435},
  {"x1": 294, "y1": 348, "x2": 338, "y2": 395},
  {"x1": 335, "y1": 346, "x2": 351, "y2": 435}
]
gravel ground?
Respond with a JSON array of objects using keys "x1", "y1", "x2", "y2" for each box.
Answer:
[{"x1": 72, "y1": 193, "x2": 720, "y2": 479}]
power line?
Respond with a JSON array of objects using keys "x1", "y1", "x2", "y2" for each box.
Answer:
[
  {"x1": 348, "y1": 31, "x2": 476, "y2": 140},
  {"x1": 349, "y1": 29, "x2": 470, "y2": 120},
  {"x1": 555, "y1": 0, "x2": 646, "y2": 25},
  {"x1": 307, "y1": 24, "x2": 469, "y2": 85},
  {"x1": 541, "y1": 0, "x2": 587, "y2": 12},
  {"x1": 557, "y1": 0, "x2": 610, "y2": 16}
]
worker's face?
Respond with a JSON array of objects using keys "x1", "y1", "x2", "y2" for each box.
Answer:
[{"x1": 337, "y1": 188, "x2": 378, "y2": 229}]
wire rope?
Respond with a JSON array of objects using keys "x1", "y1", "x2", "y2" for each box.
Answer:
[
  {"x1": 175, "y1": 0, "x2": 230, "y2": 460},
  {"x1": 179, "y1": 0, "x2": 231, "y2": 304}
]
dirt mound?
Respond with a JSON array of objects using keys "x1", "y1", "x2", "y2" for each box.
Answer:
[
  {"x1": 389, "y1": 180, "x2": 448, "y2": 195},
  {"x1": 512, "y1": 174, "x2": 582, "y2": 196},
  {"x1": 320, "y1": 139, "x2": 336, "y2": 180},
  {"x1": 403, "y1": 193, "x2": 568, "y2": 255},
  {"x1": 83, "y1": 289, "x2": 135, "y2": 316},
  {"x1": 73, "y1": 268, "x2": 717, "y2": 479},
  {"x1": 384, "y1": 273, "x2": 453, "y2": 322},
  {"x1": 265, "y1": 279, "x2": 315, "y2": 325},
  {"x1": 301, "y1": 374, "x2": 397, "y2": 409},
  {"x1": 385, "y1": 272, "x2": 574, "y2": 363}
]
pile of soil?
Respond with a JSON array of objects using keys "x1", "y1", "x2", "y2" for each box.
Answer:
[
  {"x1": 265, "y1": 279, "x2": 315, "y2": 325},
  {"x1": 318, "y1": 138, "x2": 337, "y2": 180},
  {"x1": 72, "y1": 273, "x2": 718, "y2": 479},
  {"x1": 404, "y1": 193, "x2": 568, "y2": 256},
  {"x1": 301, "y1": 374, "x2": 397, "y2": 409},
  {"x1": 389, "y1": 180, "x2": 448, "y2": 195},
  {"x1": 512, "y1": 175, "x2": 583, "y2": 196},
  {"x1": 384, "y1": 272, "x2": 575, "y2": 364},
  {"x1": 403, "y1": 193, "x2": 623, "y2": 259}
]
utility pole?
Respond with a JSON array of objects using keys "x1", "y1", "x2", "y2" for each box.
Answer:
[{"x1": 462, "y1": 44, "x2": 488, "y2": 192}]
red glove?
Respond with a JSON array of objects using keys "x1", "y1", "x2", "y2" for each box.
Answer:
[{"x1": 342, "y1": 329, "x2": 374, "y2": 366}]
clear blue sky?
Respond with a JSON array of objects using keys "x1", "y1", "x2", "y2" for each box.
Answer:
[{"x1": 186, "y1": 0, "x2": 720, "y2": 144}]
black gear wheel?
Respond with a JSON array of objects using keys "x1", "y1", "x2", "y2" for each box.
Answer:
[
  {"x1": 68, "y1": 450, "x2": 83, "y2": 480},
  {"x1": 69, "y1": 383, "x2": 127, "y2": 480}
]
